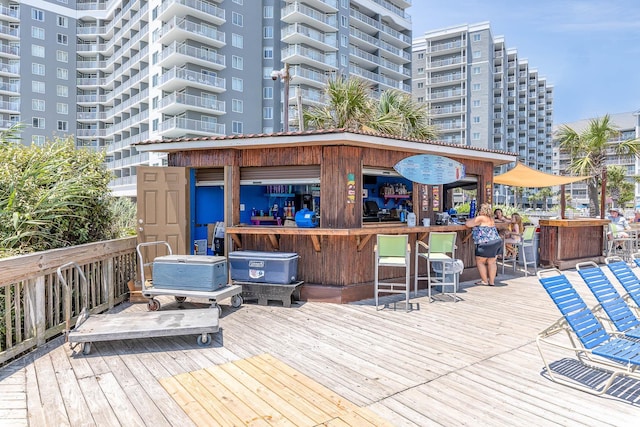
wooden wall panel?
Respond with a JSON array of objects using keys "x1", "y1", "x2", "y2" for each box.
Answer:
[{"x1": 321, "y1": 146, "x2": 363, "y2": 229}]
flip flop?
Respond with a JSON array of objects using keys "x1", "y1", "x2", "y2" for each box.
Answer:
[{"x1": 475, "y1": 281, "x2": 489, "y2": 286}]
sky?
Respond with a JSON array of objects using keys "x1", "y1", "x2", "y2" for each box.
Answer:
[{"x1": 408, "y1": 0, "x2": 640, "y2": 124}]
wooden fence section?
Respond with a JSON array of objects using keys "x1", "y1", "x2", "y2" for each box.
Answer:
[{"x1": 0, "y1": 237, "x2": 137, "y2": 366}]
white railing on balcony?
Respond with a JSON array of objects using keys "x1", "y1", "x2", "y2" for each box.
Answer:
[
  {"x1": 282, "y1": 2, "x2": 337, "y2": 28},
  {"x1": 159, "y1": 117, "x2": 225, "y2": 135},
  {"x1": 159, "y1": 41, "x2": 226, "y2": 67},
  {"x1": 158, "y1": 16, "x2": 225, "y2": 45},
  {"x1": 283, "y1": 23, "x2": 337, "y2": 48},
  {"x1": 0, "y1": 43, "x2": 18, "y2": 56},
  {"x1": 159, "y1": 67, "x2": 226, "y2": 91},
  {"x1": 159, "y1": 0, "x2": 225, "y2": 22},
  {"x1": 428, "y1": 40, "x2": 463, "y2": 53},
  {"x1": 159, "y1": 92, "x2": 226, "y2": 113}
]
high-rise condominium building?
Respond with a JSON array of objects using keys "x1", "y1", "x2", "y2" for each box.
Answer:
[
  {"x1": 412, "y1": 22, "x2": 554, "y2": 199},
  {"x1": 0, "y1": 0, "x2": 411, "y2": 196},
  {"x1": 554, "y1": 111, "x2": 640, "y2": 210}
]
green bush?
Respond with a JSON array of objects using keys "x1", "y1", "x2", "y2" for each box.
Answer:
[{"x1": 0, "y1": 132, "x2": 117, "y2": 257}]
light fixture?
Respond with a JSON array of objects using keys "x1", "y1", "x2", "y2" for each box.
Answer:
[{"x1": 271, "y1": 63, "x2": 290, "y2": 132}]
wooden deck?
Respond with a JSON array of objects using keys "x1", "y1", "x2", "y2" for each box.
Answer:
[{"x1": 1, "y1": 269, "x2": 639, "y2": 426}]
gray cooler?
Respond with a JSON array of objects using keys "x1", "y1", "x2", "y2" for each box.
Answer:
[
  {"x1": 153, "y1": 255, "x2": 228, "y2": 291},
  {"x1": 228, "y1": 251, "x2": 299, "y2": 284}
]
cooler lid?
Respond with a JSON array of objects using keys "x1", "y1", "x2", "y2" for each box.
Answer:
[
  {"x1": 228, "y1": 251, "x2": 299, "y2": 260},
  {"x1": 154, "y1": 255, "x2": 227, "y2": 264}
]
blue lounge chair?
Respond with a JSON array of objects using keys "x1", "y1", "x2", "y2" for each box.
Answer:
[
  {"x1": 605, "y1": 256, "x2": 640, "y2": 311},
  {"x1": 575, "y1": 261, "x2": 640, "y2": 339},
  {"x1": 537, "y1": 268, "x2": 640, "y2": 395}
]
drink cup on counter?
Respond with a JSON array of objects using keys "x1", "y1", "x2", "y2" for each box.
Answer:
[{"x1": 423, "y1": 218, "x2": 431, "y2": 226}]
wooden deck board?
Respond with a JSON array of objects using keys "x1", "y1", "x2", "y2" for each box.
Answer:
[{"x1": 3, "y1": 271, "x2": 640, "y2": 426}]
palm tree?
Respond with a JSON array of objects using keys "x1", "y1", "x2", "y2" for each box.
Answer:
[
  {"x1": 303, "y1": 75, "x2": 438, "y2": 139},
  {"x1": 606, "y1": 165, "x2": 635, "y2": 209},
  {"x1": 556, "y1": 114, "x2": 640, "y2": 217}
]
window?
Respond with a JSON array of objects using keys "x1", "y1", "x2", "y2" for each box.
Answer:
[
  {"x1": 473, "y1": 50, "x2": 481, "y2": 59},
  {"x1": 232, "y1": 99, "x2": 243, "y2": 113},
  {"x1": 417, "y1": 96, "x2": 424, "y2": 102},
  {"x1": 472, "y1": 132, "x2": 481, "y2": 140},
  {"x1": 56, "y1": 102, "x2": 68, "y2": 114},
  {"x1": 341, "y1": 54, "x2": 347, "y2": 67},
  {"x1": 32, "y1": 27, "x2": 45, "y2": 39},
  {"x1": 32, "y1": 99, "x2": 45, "y2": 111},
  {"x1": 57, "y1": 120, "x2": 68, "y2": 131},
  {"x1": 32, "y1": 117, "x2": 45, "y2": 128},
  {"x1": 263, "y1": 87, "x2": 273, "y2": 99},
  {"x1": 417, "y1": 67, "x2": 424, "y2": 74},
  {"x1": 32, "y1": 81, "x2": 45, "y2": 93},
  {"x1": 57, "y1": 34, "x2": 68, "y2": 45},
  {"x1": 473, "y1": 116, "x2": 480, "y2": 123},
  {"x1": 473, "y1": 34, "x2": 481, "y2": 42},
  {"x1": 32, "y1": 45, "x2": 45, "y2": 57},
  {"x1": 232, "y1": 33, "x2": 243, "y2": 48},
  {"x1": 263, "y1": 107, "x2": 273, "y2": 120},
  {"x1": 417, "y1": 82, "x2": 424, "y2": 89},
  {"x1": 32, "y1": 9, "x2": 44, "y2": 21},
  {"x1": 57, "y1": 16, "x2": 68, "y2": 27},
  {"x1": 263, "y1": 6, "x2": 273, "y2": 18},
  {"x1": 341, "y1": 0, "x2": 348, "y2": 7},
  {"x1": 341, "y1": 16, "x2": 348, "y2": 27},
  {"x1": 341, "y1": 35, "x2": 348, "y2": 47},
  {"x1": 56, "y1": 50, "x2": 68, "y2": 62},
  {"x1": 232, "y1": 121, "x2": 243, "y2": 134},
  {"x1": 232, "y1": 12, "x2": 243, "y2": 27},
  {"x1": 263, "y1": 48, "x2": 273, "y2": 59},
  {"x1": 232, "y1": 77, "x2": 243, "y2": 91},
  {"x1": 32, "y1": 63, "x2": 45, "y2": 75},
  {"x1": 232, "y1": 55, "x2": 243, "y2": 70},
  {"x1": 473, "y1": 66, "x2": 481, "y2": 74},
  {"x1": 417, "y1": 52, "x2": 424, "y2": 59},
  {"x1": 57, "y1": 68, "x2": 68, "y2": 79},
  {"x1": 472, "y1": 83, "x2": 481, "y2": 91},
  {"x1": 473, "y1": 100, "x2": 481, "y2": 107},
  {"x1": 56, "y1": 85, "x2": 68, "y2": 97},
  {"x1": 152, "y1": 118, "x2": 159, "y2": 131},
  {"x1": 263, "y1": 26, "x2": 273, "y2": 39},
  {"x1": 32, "y1": 135, "x2": 46, "y2": 146}
]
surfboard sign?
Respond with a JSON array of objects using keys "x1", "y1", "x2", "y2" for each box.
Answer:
[{"x1": 393, "y1": 154, "x2": 465, "y2": 185}]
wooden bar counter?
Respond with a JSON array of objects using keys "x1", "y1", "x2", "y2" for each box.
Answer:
[
  {"x1": 539, "y1": 218, "x2": 609, "y2": 270},
  {"x1": 226, "y1": 224, "x2": 475, "y2": 303}
]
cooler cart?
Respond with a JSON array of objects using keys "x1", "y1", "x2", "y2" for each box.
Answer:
[
  {"x1": 58, "y1": 262, "x2": 219, "y2": 355},
  {"x1": 136, "y1": 241, "x2": 243, "y2": 316}
]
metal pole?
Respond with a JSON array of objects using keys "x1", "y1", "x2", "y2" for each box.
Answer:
[{"x1": 283, "y1": 63, "x2": 290, "y2": 132}]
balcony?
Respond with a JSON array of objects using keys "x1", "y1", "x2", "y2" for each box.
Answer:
[
  {"x1": 282, "y1": 45, "x2": 337, "y2": 71},
  {"x1": 158, "y1": 117, "x2": 225, "y2": 138},
  {"x1": 289, "y1": 65, "x2": 329, "y2": 88},
  {"x1": 0, "y1": 80, "x2": 19, "y2": 95},
  {"x1": 0, "y1": 43, "x2": 18, "y2": 58},
  {"x1": 158, "y1": 92, "x2": 226, "y2": 115},
  {"x1": 282, "y1": 23, "x2": 337, "y2": 52},
  {"x1": 156, "y1": 17, "x2": 226, "y2": 49},
  {"x1": 282, "y1": 2, "x2": 337, "y2": 32},
  {"x1": 157, "y1": 42, "x2": 226, "y2": 70},
  {"x1": 158, "y1": 0, "x2": 225, "y2": 26},
  {"x1": 158, "y1": 67, "x2": 226, "y2": 93}
]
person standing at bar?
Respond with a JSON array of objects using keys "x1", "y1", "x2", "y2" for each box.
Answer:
[{"x1": 466, "y1": 203, "x2": 502, "y2": 286}]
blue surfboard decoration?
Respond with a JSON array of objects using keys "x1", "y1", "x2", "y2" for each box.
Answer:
[{"x1": 393, "y1": 154, "x2": 465, "y2": 185}]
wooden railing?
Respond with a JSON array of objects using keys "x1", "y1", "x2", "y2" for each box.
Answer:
[{"x1": 0, "y1": 237, "x2": 137, "y2": 366}]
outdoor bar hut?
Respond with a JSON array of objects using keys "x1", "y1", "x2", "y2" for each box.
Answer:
[
  {"x1": 134, "y1": 129, "x2": 516, "y2": 303},
  {"x1": 494, "y1": 162, "x2": 601, "y2": 269}
]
